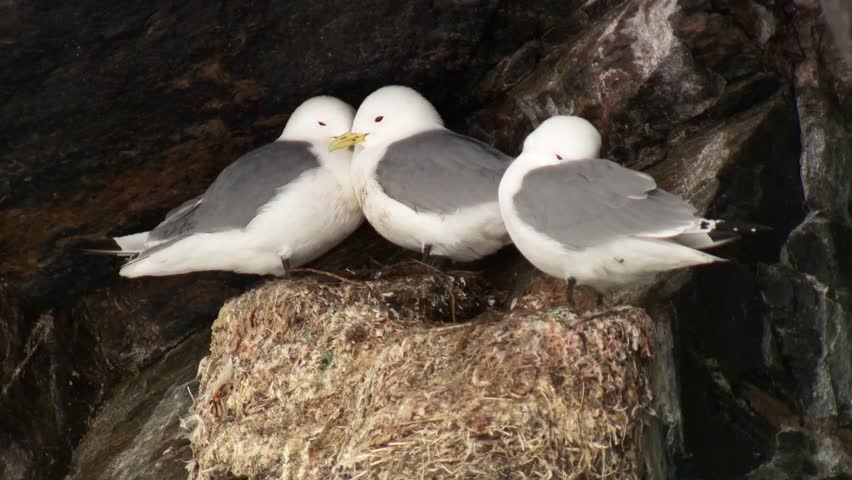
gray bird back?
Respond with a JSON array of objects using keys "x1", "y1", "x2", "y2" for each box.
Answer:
[
  {"x1": 148, "y1": 140, "x2": 320, "y2": 243},
  {"x1": 512, "y1": 159, "x2": 699, "y2": 250},
  {"x1": 376, "y1": 130, "x2": 512, "y2": 214}
]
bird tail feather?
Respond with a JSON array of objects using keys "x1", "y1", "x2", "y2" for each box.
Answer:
[
  {"x1": 81, "y1": 248, "x2": 139, "y2": 257},
  {"x1": 79, "y1": 232, "x2": 149, "y2": 257},
  {"x1": 674, "y1": 219, "x2": 770, "y2": 250}
]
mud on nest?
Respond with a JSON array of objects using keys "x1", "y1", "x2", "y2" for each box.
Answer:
[{"x1": 188, "y1": 268, "x2": 653, "y2": 479}]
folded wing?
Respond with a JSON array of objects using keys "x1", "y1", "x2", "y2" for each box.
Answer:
[
  {"x1": 376, "y1": 130, "x2": 513, "y2": 214},
  {"x1": 127, "y1": 141, "x2": 320, "y2": 263},
  {"x1": 512, "y1": 159, "x2": 701, "y2": 250}
]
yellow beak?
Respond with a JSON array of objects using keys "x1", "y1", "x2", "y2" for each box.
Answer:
[{"x1": 329, "y1": 131, "x2": 368, "y2": 152}]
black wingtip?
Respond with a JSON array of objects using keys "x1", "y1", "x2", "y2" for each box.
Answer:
[
  {"x1": 706, "y1": 230, "x2": 740, "y2": 243},
  {"x1": 713, "y1": 220, "x2": 772, "y2": 235},
  {"x1": 81, "y1": 248, "x2": 137, "y2": 257},
  {"x1": 77, "y1": 238, "x2": 135, "y2": 256}
]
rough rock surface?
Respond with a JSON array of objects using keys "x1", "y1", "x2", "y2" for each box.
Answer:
[
  {"x1": 65, "y1": 329, "x2": 210, "y2": 480},
  {"x1": 0, "y1": 0, "x2": 850, "y2": 479}
]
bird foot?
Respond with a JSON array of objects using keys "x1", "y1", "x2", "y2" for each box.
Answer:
[
  {"x1": 418, "y1": 244, "x2": 450, "y2": 270},
  {"x1": 565, "y1": 277, "x2": 603, "y2": 311},
  {"x1": 565, "y1": 277, "x2": 577, "y2": 303}
]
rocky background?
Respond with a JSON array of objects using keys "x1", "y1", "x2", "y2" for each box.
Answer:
[{"x1": 0, "y1": 0, "x2": 850, "y2": 479}]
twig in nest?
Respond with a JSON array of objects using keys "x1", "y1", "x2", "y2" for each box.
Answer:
[
  {"x1": 362, "y1": 259, "x2": 414, "y2": 278},
  {"x1": 365, "y1": 259, "x2": 468, "y2": 322},
  {"x1": 289, "y1": 268, "x2": 363, "y2": 286},
  {"x1": 447, "y1": 269, "x2": 482, "y2": 277},
  {"x1": 408, "y1": 259, "x2": 482, "y2": 278},
  {"x1": 369, "y1": 258, "x2": 389, "y2": 268},
  {"x1": 409, "y1": 259, "x2": 446, "y2": 275},
  {"x1": 568, "y1": 311, "x2": 612, "y2": 330},
  {"x1": 448, "y1": 284, "x2": 457, "y2": 322},
  {"x1": 407, "y1": 260, "x2": 459, "y2": 322}
]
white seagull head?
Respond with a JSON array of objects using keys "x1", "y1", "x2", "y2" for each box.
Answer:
[
  {"x1": 522, "y1": 116, "x2": 602, "y2": 163},
  {"x1": 328, "y1": 85, "x2": 444, "y2": 151},
  {"x1": 279, "y1": 95, "x2": 355, "y2": 142}
]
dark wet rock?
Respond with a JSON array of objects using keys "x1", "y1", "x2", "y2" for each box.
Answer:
[
  {"x1": 747, "y1": 428, "x2": 852, "y2": 480},
  {"x1": 64, "y1": 329, "x2": 208, "y2": 480},
  {"x1": 1, "y1": 0, "x2": 851, "y2": 479},
  {"x1": 660, "y1": 0, "x2": 852, "y2": 478},
  {"x1": 0, "y1": 274, "x2": 246, "y2": 480},
  {"x1": 0, "y1": 435, "x2": 34, "y2": 480},
  {"x1": 760, "y1": 262, "x2": 852, "y2": 423}
]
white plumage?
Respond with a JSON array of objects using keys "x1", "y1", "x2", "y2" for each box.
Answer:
[
  {"x1": 108, "y1": 95, "x2": 363, "y2": 277},
  {"x1": 329, "y1": 85, "x2": 512, "y2": 261},
  {"x1": 499, "y1": 116, "x2": 733, "y2": 292}
]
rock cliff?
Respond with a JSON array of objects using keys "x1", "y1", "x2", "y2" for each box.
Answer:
[{"x1": 0, "y1": 1, "x2": 849, "y2": 479}]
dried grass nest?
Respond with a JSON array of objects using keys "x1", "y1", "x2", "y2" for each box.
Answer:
[{"x1": 188, "y1": 267, "x2": 653, "y2": 480}]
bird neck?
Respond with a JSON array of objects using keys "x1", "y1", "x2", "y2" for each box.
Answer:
[{"x1": 319, "y1": 149, "x2": 355, "y2": 194}]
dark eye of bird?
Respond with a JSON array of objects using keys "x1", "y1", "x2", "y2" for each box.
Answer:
[
  {"x1": 556, "y1": 154, "x2": 563, "y2": 160},
  {"x1": 318, "y1": 121, "x2": 326, "y2": 126},
  {"x1": 375, "y1": 116, "x2": 384, "y2": 123}
]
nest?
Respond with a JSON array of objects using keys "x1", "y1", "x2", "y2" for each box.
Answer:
[{"x1": 189, "y1": 269, "x2": 652, "y2": 480}]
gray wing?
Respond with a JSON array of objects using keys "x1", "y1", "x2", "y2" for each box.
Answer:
[
  {"x1": 513, "y1": 159, "x2": 699, "y2": 250},
  {"x1": 145, "y1": 196, "x2": 204, "y2": 242},
  {"x1": 147, "y1": 140, "x2": 320, "y2": 244},
  {"x1": 376, "y1": 130, "x2": 513, "y2": 214},
  {"x1": 164, "y1": 195, "x2": 202, "y2": 220}
]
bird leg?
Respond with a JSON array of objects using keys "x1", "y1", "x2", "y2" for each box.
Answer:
[
  {"x1": 418, "y1": 243, "x2": 452, "y2": 271},
  {"x1": 417, "y1": 243, "x2": 449, "y2": 273},
  {"x1": 565, "y1": 276, "x2": 577, "y2": 305},
  {"x1": 565, "y1": 276, "x2": 605, "y2": 310},
  {"x1": 280, "y1": 257, "x2": 291, "y2": 277},
  {"x1": 421, "y1": 243, "x2": 433, "y2": 263}
]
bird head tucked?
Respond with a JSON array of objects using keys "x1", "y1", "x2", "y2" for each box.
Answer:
[
  {"x1": 279, "y1": 95, "x2": 355, "y2": 143},
  {"x1": 329, "y1": 85, "x2": 444, "y2": 152},
  {"x1": 522, "y1": 116, "x2": 602, "y2": 164}
]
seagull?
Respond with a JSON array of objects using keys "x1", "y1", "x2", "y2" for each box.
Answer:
[
  {"x1": 499, "y1": 115, "x2": 752, "y2": 293},
  {"x1": 328, "y1": 85, "x2": 513, "y2": 262},
  {"x1": 99, "y1": 95, "x2": 364, "y2": 277}
]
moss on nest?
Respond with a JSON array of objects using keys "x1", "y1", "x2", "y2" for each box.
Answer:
[{"x1": 189, "y1": 270, "x2": 652, "y2": 480}]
